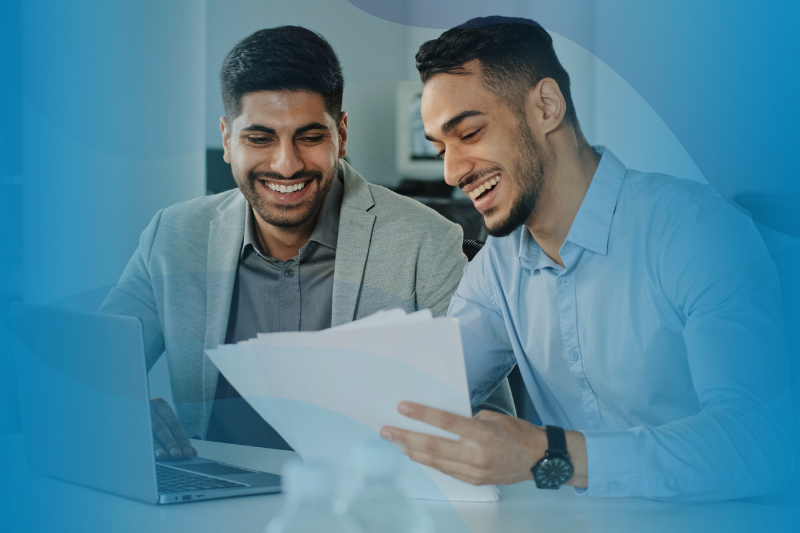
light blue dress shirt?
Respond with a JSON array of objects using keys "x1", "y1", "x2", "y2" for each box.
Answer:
[{"x1": 449, "y1": 147, "x2": 793, "y2": 500}]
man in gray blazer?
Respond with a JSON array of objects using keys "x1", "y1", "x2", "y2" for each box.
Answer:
[{"x1": 100, "y1": 26, "x2": 513, "y2": 460}]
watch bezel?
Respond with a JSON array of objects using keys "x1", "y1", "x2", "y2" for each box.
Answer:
[{"x1": 533, "y1": 453, "x2": 574, "y2": 489}]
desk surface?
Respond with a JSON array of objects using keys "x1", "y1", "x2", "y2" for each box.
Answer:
[{"x1": 2, "y1": 433, "x2": 795, "y2": 533}]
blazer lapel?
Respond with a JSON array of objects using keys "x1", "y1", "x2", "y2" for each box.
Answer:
[
  {"x1": 202, "y1": 191, "x2": 246, "y2": 426},
  {"x1": 332, "y1": 161, "x2": 376, "y2": 326}
]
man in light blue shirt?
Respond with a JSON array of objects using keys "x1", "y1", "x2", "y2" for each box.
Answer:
[{"x1": 380, "y1": 16, "x2": 793, "y2": 500}]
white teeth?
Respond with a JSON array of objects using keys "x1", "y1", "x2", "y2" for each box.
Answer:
[
  {"x1": 266, "y1": 181, "x2": 307, "y2": 193},
  {"x1": 468, "y1": 175, "x2": 500, "y2": 200}
]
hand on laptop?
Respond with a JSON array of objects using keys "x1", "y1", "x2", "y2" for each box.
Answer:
[{"x1": 150, "y1": 398, "x2": 197, "y2": 460}]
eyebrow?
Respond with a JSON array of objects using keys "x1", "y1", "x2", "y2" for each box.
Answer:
[
  {"x1": 242, "y1": 124, "x2": 275, "y2": 134},
  {"x1": 240, "y1": 122, "x2": 330, "y2": 136},
  {"x1": 294, "y1": 122, "x2": 330, "y2": 135},
  {"x1": 424, "y1": 110, "x2": 483, "y2": 142}
]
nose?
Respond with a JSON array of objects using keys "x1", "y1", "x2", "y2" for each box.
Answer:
[
  {"x1": 442, "y1": 145, "x2": 473, "y2": 188},
  {"x1": 272, "y1": 140, "x2": 304, "y2": 177}
]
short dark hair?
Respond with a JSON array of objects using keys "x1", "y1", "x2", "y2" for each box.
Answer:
[
  {"x1": 220, "y1": 26, "x2": 344, "y2": 122},
  {"x1": 416, "y1": 16, "x2": 579, "y2": 128}
]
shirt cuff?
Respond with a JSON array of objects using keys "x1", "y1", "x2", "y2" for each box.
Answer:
[{"x1": 582, "y1": 429, "x2": 641, "y2": 497}]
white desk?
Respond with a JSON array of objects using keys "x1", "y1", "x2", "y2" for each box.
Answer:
[{"x1": 2, "y1": 433, "x2": 795, "y2": 533}]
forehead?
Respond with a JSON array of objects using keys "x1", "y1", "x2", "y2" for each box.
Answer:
[
  {"x1": 232, "y1": 90, "x2": 333, "y2": 130},
  {"x1": 420, "y1": 62, "x2": 503, "y2": 132}
]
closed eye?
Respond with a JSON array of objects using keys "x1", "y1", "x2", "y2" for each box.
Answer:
[
  {"x1": 462, "y1": 128, "x2": 481, "y2": 141},
  {"x1": 299, "y1": 135, "x2": 326, "y2": 143}
]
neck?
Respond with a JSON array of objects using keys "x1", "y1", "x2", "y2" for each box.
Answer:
[
  {"x1": 524, "y1": 135, "x2": 600, "y2": 267},
  {"x1": 252, "y1": 209, "x2": 320, "y2": 261}
]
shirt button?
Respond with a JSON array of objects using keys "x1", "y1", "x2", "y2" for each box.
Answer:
[
  {"x1": 284, "y1": 271, "x2": 294, "y2": 277},
  {"x1": 608, "y1": 482, "x2": 620, "y2": 492},
  {"x1": 590, "y1": 423, "x2": 599, "y2": 429},
  {"x1": 561, "y1": 277, "x2": 570, "y2": 286},
  {"x1": 569, "y1": 350, "x2": 580, "y2": 361}
]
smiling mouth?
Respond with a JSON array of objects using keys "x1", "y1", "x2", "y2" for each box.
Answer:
[
  {"x1": 466, "y1": 175, "x2": 500, "y2": 201},
  {"x1": 259, "y1": 179, "x2": 312, "y2": 194}
]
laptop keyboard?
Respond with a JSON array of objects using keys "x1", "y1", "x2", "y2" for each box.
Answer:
[{"x1": 157, "y1": 463, "x2": 248, "y2": 494}]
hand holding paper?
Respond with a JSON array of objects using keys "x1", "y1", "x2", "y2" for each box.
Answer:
[
  {"x1": 205, "y1": 309, "x2": 498, "y2": 501},
  {"x1": 382, "y1": 402, "x2": 544, "y2": 485}
]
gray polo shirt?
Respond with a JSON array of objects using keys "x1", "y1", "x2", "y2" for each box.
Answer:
[{"x1": 205, "y1": 175, "x2": 342, "y2": 449}]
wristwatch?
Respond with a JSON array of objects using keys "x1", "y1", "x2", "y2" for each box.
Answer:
[{"x1": 531, "y1": 425, "x2": 574, "y2": 489}]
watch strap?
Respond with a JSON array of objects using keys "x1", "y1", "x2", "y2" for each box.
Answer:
[{"x1": 544, "y1": 425, "x2": 569, "y2": 457}]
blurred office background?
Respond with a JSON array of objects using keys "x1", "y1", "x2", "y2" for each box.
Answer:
[{"x1": 2, "y1": 0, "x2": 798, "y2": 505}]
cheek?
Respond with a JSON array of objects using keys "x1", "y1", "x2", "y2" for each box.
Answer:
[
  {"x1": 305, "y1": 146, "x2": 338, "y2": 171},
  {"x1": 232, "y1": 147, "x2": 267, "y2": 172},
  {"x1": 228, "y1": 149, "x2": 259, "y2": 184},
  {"x1": 482, "y1": 133, "x2": 517, "y2": 162}
]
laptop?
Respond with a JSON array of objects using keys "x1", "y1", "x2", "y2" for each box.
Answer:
[{"x1": 8, "y1": 303, "x2": 282, "y2": 504}]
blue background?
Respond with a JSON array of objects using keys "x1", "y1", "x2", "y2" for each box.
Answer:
[{"x1": 1, "y1": 0, "x2": 798, "y2": 529}]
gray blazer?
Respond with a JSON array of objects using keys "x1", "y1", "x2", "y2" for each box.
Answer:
[{"x1": 101, "y1": 161, "x2": 513, "y2": 439}]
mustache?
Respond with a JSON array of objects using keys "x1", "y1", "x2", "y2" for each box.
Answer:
[
  {"x1": 459, "y1": 166, "x2": 503, "y2": 189},
  {"x1": 248, "y1": 169, "x2": 323, "y2": 182}
]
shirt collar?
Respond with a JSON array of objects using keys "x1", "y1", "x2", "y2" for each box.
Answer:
[
  {"x1": 518, "y1": 228, "x2": 562, "y2": 272},
  {"x1": 518, "y1": 227, "x2": 539, "y2": 271},
  {"x1": 517, "y1": 146, "x2": 626, "y2": 271},
  {"x1": 564, "y1": 145, "x2": 626, "y2": 256},
  {"x1": 241, "y1": 170, "x2": 343, "y2": 260}
]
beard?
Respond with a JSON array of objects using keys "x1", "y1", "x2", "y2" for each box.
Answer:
[
  {"x1": 483, "y1": 122, "x2": 547, "y2": 238},
  {"x1": 234, "y1": 161, "x2": 338, "y2": 229}
]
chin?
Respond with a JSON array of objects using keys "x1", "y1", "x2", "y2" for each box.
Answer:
[
  {"x1": 254, "y1": 203, "x2": 316, "y2": 228},
  {"x1": 485, "y1": 223, "x2": 521, "y2": 238},
  {"x1": 482, "y1": 210, "x2": 518, "y2": 238}
]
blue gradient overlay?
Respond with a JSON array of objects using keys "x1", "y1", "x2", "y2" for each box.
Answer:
[{"x1": 1, "y1": 0, "x2": 799, "y2": 531}]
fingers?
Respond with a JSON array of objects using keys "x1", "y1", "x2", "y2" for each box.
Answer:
[
  {"x1": 385, "y1": 404, "x2": 542, "y2": 486},
  {"x1": 156, "y1": 402, "x2": 195, "y2": 456},
  {"x1": 397, "y1": 401, "x2": 475, "y2": 437},
  {"x1": 150, "y1": 399, "x2": 196, "y2": 460},
  {"x1": 154, "y1": 441, "x2": 168, "y2": 461},
  {"x1": 380, "y1": 426, "x2": 493, "y2": 486},
  {"x1": 381, "y1": 426, "x2": 466, "y2": 462},
  {"x1": 403, "y1": 449, "x2": 486, "y2": 486}
]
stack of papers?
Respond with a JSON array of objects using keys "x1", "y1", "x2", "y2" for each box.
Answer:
[{"x1": 205, "y1": 309, "x2": 498, "y2": 502}]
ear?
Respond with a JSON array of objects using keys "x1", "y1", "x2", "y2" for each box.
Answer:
[
  {"x1": 220, "y1": 116, "x2": 232, "y2": 164},
  {"x1": 337, "y1": 111, "x2": 348, "y2": 159},
  {"x1": 525, "y1": 78, "x2": 566, "y2": 136}
]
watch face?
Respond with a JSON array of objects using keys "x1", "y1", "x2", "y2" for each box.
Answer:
[{"x1": 534, "y1": 457, "x2": 573, "y2": 489}]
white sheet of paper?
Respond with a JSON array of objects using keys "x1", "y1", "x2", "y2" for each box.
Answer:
[
  {"x1": 206, "y1": 343, "x2": 302, "y2": 455},
  {"x1": 206, "y1": 313, "x2": 498, "y2": 502}
]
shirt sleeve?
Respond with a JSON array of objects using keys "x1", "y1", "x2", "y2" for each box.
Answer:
[
  {"x1": 583, "y1": 192, "x2": 794, "y2": 500},
  {"x1": 447, "y1": 246, "x2": 517, "y2": 410},
  {"x1": 98, "y1": 209, "x2": 166, "y2": 372}
]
